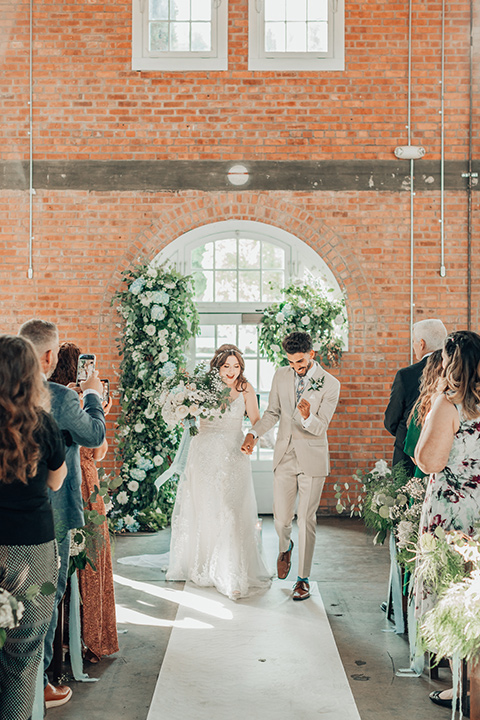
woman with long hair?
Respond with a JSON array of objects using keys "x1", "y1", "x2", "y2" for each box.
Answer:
[
  {"x1": 414, "y1": 331, "x2": 480, "y2": 711},
  {"x1": 0, "y1": 335, "x2": 66, "y2": 720},
  {"x1": 49, "y1": 342, "x2": 118, "y2": 664},
  {"x1": 166, "y1": 344, "x2": 271, "y2": 599}
]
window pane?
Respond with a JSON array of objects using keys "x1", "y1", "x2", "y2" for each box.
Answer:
[
  {"x1": 262, "y1": 271, "x2": 284, "y2": 302},
  {"x1": 239, "y1": 271, "x2": 261, "y2": 302},
  {"x1": 217, "y1": 324, "x2": 237, "y2": 348},
  {"x1": 238, "y1": 238, "x2": 260, "y2": 269},
  {"x1": 170, "y1": 0, "x2": 190, "y2": 21},
  {"x1": 191, "y1": 242, "x2": 214, "y2": 269},
  {"x1": 215, "y1": 271, "x2": 237, "y2": 301},
  {"x1": 265, "y1": 22, "x2": 286, "y2": 52},
  {"x1": 265, "y1": 0, "x2": 285, "y2": 21},
  {"x1": 150, "y1": 0, "x2": 169, "y2": 20},
  {"x1": 191, "y1": 22, "x2": 211, "y2": 51},
  {"x1": 192, "y1": 0, "x2": 212, "y2": 21},
  {"x1": 215, "y1": 238, "x2": 237, "y2": 269},
  {"x1": 196, "y1": 325, "x2": 216, "y2": 357},
  {"x1": 244, "y1": 358, "x2": 257, "y2": 387},
  {"x1": 238, "y1": 325, "x2": 258, "y2": 356},
  {"x1": 308, "y1": 22, "x2": 328, "y2": 51},
  {"x1": 308, "y1": 0, "x2": 328, "y2": 21},
  {"x1": 193, "y1": 269, "x2": 213, "y2": 301},
  {"x1": 262, "y1": 242, "x2": 285, "y2": 269},
  {"x1": 259, "y1": 359, "x2": 276, "y2": 392},
  {"x1": 286, "y1": 22, "x2": 307, "y2": 51},
  {"x1": 170, "y1": 22, "x2": 190, "y2": 50},
  {"x1": 150, "y1": 22, "x2": 169, "y2": 51},
  {"x1": 286, "y1": 0, "x2": 306, "y2": 22}
]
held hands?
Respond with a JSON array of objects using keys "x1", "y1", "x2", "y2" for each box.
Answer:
[
  {"x1": 297, "y1": 398, "x2": 311, "y2": 420},
  {"x1": 241, "y1": 433, "x2": 257, "y2": 455}
]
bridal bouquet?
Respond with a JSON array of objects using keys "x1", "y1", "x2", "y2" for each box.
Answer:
[{"x1": 160, "y1": 364, "x2": 231, "y2": 436}]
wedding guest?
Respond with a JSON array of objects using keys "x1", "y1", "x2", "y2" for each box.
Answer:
[
  {"x1": 18, "y1": 320, "x2": 105, "y2": 708},
  {"x1": 167, "y1": 345, "x2": 271, "y2": 599},
  {"x1": 50, "y1": 342, "x2": 119, "y2": 663},
  {"x1": 403, "y1": 349, "x2": 443, "y2": 478},
  {"x1": 0, "y1": 335, "x2": 66, "y2": 720},
  {"x1": 414, "y1": 330, "x2": 480, "y2": 711},
  {"x1": 384, "y1": 318, "x2": 447, "y2": 474},
  {"x1": 242, "y1": 332, "x2": 340, "y2": 601}
]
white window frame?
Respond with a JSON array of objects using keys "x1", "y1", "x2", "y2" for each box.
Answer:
[
  {"x1": 248, "y1": 0, "x2": 344, "y2": 72},
  {"x1": 132, "y1": 0, "x2": 228, "y2": 72}
]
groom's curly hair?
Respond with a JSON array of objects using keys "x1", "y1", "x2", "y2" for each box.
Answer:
[
  {"x1": 210, "y1": 344, "x2": 248, "y2": 393},
  {"x1": 282, "y1": 332, "x2": 313, "y2": 355}
]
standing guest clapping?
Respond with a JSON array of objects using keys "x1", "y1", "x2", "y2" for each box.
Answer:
[
  {"x1": 18, "y1": 320, "x2": 105, "y2": 709},
  {"x1": 0, "y1": 335, "x2": 67, "y2": 720}
]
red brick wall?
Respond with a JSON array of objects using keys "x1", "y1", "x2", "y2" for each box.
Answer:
[{"x1": 1, "y1": 0, "x2": 478, "y2": 511}]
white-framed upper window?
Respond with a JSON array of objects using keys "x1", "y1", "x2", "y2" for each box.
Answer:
[
  {"x1": 132, "y1": 0, "x2": 228, "y2": 72},
  {"x1": 248, "y1": 0, "x2": 344, "y2": 72}
]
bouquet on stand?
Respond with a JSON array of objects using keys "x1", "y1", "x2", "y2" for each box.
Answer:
[{"x1": 159, "y1": 364, "x2": 231, "y2": 436}]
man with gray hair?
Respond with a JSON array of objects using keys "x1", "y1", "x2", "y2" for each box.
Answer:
[
  {"x1": 18, "y1": 319, "x2": 106, "y2": 709},
  {"x1": 384, "y1": 318, "x2": 447, "y2": 474}
]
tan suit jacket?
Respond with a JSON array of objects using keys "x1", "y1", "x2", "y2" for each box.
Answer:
[{"x1": 253, "y1": 363, "x2": 340, "y2": 477}]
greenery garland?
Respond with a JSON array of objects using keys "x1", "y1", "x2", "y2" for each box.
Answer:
[
  {"x1": 109, "y1": 261, "x2": 199, "y2": 532},
  {"x1": 258, "y1": 279, "x2": 346, "y2": 367}
]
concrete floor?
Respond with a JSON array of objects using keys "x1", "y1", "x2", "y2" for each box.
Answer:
[{"x1": 46, "y1": 517, "x2": 454, "y2": 720}]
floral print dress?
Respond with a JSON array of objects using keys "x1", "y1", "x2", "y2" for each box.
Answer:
[
  {"x1": 419, "y1": 405, "x2": 480, "y2": 538},
  {"x1": 415, "y1": 405, "x2": 480, "y2": 618}
]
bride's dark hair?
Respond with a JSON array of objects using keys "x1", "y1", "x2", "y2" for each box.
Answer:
[{"x1": 210, "y1": 344, "x2": 248, "y2": 393}]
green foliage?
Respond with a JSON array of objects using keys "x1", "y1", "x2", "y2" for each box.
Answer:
[
  {"x1": 108, "y1": 260, "x2": 199, "y2": 532},
  {"x1": 258, "y1": 279, "x2": 346, "y2": 368}
]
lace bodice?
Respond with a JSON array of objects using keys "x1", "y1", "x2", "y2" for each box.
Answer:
[{"x1": 198, "y1": 394, "x2": 245, "y2": 435}]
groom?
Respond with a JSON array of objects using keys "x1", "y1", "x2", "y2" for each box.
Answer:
[{"x1": 241, "y1": 332, "x2": 340, "y2": 601}]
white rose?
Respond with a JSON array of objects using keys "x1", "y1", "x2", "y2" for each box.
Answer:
[
  {"x1": 334, "y1": 313, "x2": 344, "y2": 325},
  {"x1": 176, "y1": 405, "x2": 190, "y2": 419},
  {"x1": 275, "y1": 312, "x2": 285, "y2": 323},
  {"x1": 153, "y1": 455, "x2": 163, "y2": 466},
  {"x1": 313, "y1": 307, "x2": 323, "y2": 316},
  {"x1": 158, "y1": 350, "x2": 168, "y2": 363},
  {"x1": 301, "y1": 315, "x2": 310, "y2": 325},
  {"x1": 145, "y1": 406, "x2": 156, "y2": 419},
  {"x1": 134, "y1": 422, "x2": 145, "y2": 433},
  {"x1": 189, "y1": 404, "x2": 200, "y2": 416},
  {"x1": 145, "y1": 324, "x2": 156, "y2": 336},
  {"x1": 128, "y1": 480, "x2": 140, "y2": 492},
  {"x1": 116, "y1": 491, "x2": 129, "y2": 505}
]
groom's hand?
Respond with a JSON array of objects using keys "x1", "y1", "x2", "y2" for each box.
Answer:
[
  {"x1": 297, "y1": 398, "x2": 311, "y2": 420},
  {"x1": 241, "y1": 433, "x2": 257, "y2": 455}
]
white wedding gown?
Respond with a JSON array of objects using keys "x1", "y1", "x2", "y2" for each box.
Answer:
[{"x1": 166, "y1": 394, "x2": 272, "y2": 600}]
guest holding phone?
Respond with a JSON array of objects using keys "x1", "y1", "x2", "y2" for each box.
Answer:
[
  {"x1": 50, "y1": 342, "x2": 118, "y2": 664},
  {"x1": 0, "y1": 335, "x2": 67, "y2": 720}
]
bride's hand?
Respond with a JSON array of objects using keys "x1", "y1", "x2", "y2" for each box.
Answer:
[{"x1": 241, "y1": 433, "x2": 257, "y2": 455}]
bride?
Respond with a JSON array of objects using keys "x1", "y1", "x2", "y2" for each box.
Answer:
[{"x1": 166, "y1": 344, "x2": 271, "y2": 600}]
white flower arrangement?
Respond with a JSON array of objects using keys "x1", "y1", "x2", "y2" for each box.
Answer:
[{"x1": 160, "y1": 365, "x2": 231, "y2": 436}]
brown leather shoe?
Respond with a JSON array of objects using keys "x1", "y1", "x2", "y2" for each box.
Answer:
[
  {"x1": 44, "y1": 682, "x2": 72, "y2": 708},
  {"x1": 292, "y1": 580, "x2": 310, "y2": 601},
  {"x1": 277, "y1": 540, "x2": 294, "y2": 579}
]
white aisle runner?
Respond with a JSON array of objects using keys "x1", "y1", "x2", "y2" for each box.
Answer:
[{"x1": 147, "y1": 580, "x2": 361, "y2": 720}]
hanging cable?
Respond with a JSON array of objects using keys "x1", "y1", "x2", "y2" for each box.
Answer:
[
  {"x1": 439, "y1": 0, "x2": 446, "y2": 277},
  {"x1": 28, "y1": 0, "x2": 34, "y2": 279}
]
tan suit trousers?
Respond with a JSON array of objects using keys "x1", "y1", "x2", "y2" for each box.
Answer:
[{"x1": 273, "y1": 444, "x2": 325, "y2": 579}]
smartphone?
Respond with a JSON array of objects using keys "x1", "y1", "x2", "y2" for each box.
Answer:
[
  {"x1": 101, "y1": 378, "x2": 110, "y2": 405},
  {"x1": 76, "y1": 354, "x2": 96, "y2": 384}
]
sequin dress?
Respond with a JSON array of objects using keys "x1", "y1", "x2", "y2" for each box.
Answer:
[
  {"x1": 166, "y1": 395, "x2": 271, "y2": 599},
  {"x1": 78, "y1": 447, "x2": 119, "y2": 659}
]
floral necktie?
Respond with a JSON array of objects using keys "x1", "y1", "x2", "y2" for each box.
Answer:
[{"x1": 296, "y1": 375, "x2": 305, "y2": 404}]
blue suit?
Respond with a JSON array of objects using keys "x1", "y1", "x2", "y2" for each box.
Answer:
[{"x1": 44, "y1": 382, "x2": 106, "y2": 685}]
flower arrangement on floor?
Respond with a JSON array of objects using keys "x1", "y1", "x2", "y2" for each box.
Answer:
[
  {"x1": 109, "y1": 260, "x2": 199, "y2": 533},
  {"x1": 258, "y1": 279, "x2": 347, "y2": 368},
  {"x1": 160, "y1": 364, "x2": 231, "y2": 436},
  {"x1": 335, "y1": 460, "x2": 422, "y2": 548},
  {"x1": 0, "y1": 579, "x2": 56, "y2": 649}
]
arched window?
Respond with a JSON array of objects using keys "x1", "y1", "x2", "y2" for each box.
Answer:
[{"x1": 155, "y1": 220, "x2": 346, "y2": 511}]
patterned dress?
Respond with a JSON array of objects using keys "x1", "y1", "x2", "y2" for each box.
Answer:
[
  {"x1": 415, "y1": 404, "x2": 480, "y2": 617},
  {"x1": 78, "y1": 448, "x2": 119, "y2": 660}
]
